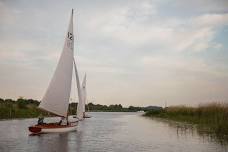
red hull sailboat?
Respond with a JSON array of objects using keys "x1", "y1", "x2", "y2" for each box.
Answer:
[{"x1": 28, "y1": 9, "x2": 82, "y2": 134}]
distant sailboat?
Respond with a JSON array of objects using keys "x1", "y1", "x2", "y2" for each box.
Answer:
[
  {"x1": 74, "y1": 59, "x2": 84, "y2": 121},
  {"x1": 74, "y1": 73, "x2": 91, "y2": 119},
  {"x1": 29, "y1": 9, "x2": 80, "y2": 134},
  {"x1": 81, "y1": 74, "x2": 91, "y2": 118}
]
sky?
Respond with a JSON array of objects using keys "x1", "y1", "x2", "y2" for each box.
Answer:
[{"x1": 0, "y1": 0, "x2": 228, "y2": 107}]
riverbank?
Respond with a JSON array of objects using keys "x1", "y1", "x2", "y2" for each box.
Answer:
[
  {"x1": 0, "y1": 98, "x2": 143, "y2": 120},
  {"x1": 143, "y1": 103, "x2": 228, "y2": 135}
]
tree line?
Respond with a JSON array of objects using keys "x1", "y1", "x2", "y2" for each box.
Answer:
[{"x1": 0, "y1": 97, "x2": 144, "y2": 119}]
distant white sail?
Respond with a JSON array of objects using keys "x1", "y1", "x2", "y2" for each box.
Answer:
[
  {"x1": 39, "y1": 10, "x2": 74, "y2": 117},
  {"x1": 81, "y1": 74, "x2": 87, "y2": 114},
  {"x1": 74, "y1": 59, "x2": 83, "y2": 120}
]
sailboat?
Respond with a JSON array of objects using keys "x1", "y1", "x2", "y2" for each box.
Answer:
[
  {"x1": 74, "y1": 59, "x2": 84, "y2": 121},
  {"x1": 73, "y1": 73, "x2": 91, "y2": 119},
  {"x1": 81, "y1": 74, "x2": 91, "y2": 118},
  {"x1": 28, "y1": 9, "x2": 81, "y2": 134}
]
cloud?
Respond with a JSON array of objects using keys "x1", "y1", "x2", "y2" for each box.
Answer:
[
  {"x1": 0, "y1": 0, "x2": 227, "y2": 106},
  {"x1": 86, "y1": 8, "x2": 228, "y2": 53}
]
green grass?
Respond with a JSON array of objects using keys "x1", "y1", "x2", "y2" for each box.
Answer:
[{"x1": 144, "y1": 103, "x2": 228, "y2": 135}]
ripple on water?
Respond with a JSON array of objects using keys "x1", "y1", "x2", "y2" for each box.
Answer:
[{"x1": 0, "y1": 112, "x2": 227, "y2": 152}]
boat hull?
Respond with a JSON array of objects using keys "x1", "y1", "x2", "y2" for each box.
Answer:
[
  {"x1": 29, "y1": 122, "x2": 77, "y2": 134},
  {"x1": 41, "y1": 125, "x2": 77, "y2": 133}
]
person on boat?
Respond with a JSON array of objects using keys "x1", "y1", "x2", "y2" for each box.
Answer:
[
  {"x1": 37, "y1": 114, "x2": 44, "y2": 125},
  {"x1": 59, "y1": 117, "x2": 68, "y2": 125}
]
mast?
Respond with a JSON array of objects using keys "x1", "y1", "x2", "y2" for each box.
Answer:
[{"x1": 39, "y1": 10, "x2": 74, "y2": 117}]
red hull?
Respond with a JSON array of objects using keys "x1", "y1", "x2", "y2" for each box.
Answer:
[{"x1": 28, "y1": 122, "x2": 77, "y2": 134}]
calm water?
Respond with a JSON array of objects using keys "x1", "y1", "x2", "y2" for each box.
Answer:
[{"x1": 0, "y1": 112, "x2": 227, "y2": 152}]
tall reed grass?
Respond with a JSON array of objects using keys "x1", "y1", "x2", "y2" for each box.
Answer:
[{"x1": 144, "y1": 102, "x2": 228, "y2": 135}]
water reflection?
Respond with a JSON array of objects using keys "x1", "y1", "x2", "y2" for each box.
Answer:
[
  {"x1": 197, "y1": 129, "x2": 228, "y2": 146},
  {"x1": 29, "y1": 132, "x2": 70, "y2": 151},
  {"x1": 1, "y1": 113, "x2": 228, "y2": 152},
  {"x1": 75, "y1": 130, "x2": 83, "y2": 152},
  {"x1": 151, "y1": 117, "x2": 228, "y2": 149}
]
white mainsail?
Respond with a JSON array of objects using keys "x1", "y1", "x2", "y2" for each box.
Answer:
[
  {"x1": 39, "y1": 10, "x2": 74, "y2": 117},
  {"x1": 81, "y1": 74, "x2": 87, "y2": 114},
  {"x1": 74, "y1": 59, "x2": 83, "y2": 120}
]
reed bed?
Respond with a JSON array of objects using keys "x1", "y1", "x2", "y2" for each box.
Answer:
[{"x1": 144, "y1": 102, "x2": 228, "y2": 135}]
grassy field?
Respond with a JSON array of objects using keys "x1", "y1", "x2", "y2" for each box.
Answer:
[{"x1": 144, "y1": 103, "x2": 228, "y2": 135}]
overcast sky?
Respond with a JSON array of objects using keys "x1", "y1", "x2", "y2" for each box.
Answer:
[{"x1": 0, "y1": 0, "x2": 228, "y2": 107}]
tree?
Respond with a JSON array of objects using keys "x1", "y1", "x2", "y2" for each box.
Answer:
[{"x1": 17, "y1": 98, "x2": 27, "y2": 109}]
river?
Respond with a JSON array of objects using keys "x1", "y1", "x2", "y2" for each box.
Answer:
[{"x1": 0, "y1": 112, "x2": 227, "y2": 152}]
